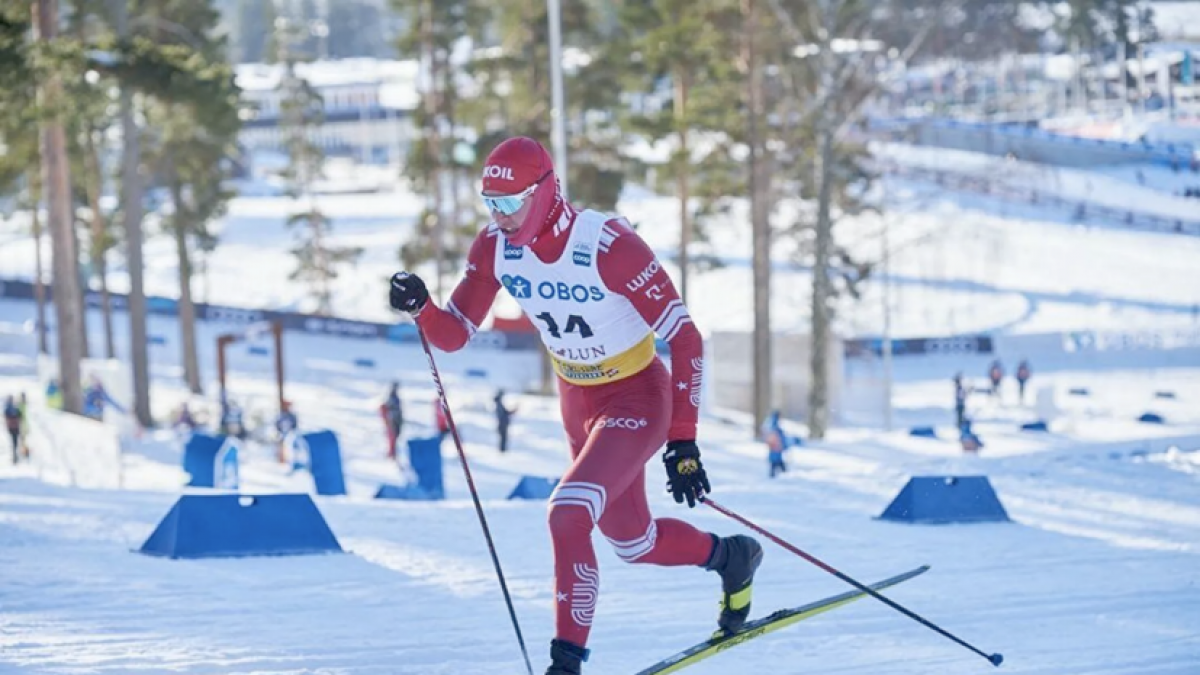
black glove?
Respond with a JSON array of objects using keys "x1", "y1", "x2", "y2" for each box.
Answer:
[
  {"x1": 663, "y1": 440, "x2": 711, "y2": 508},
  {"x1": 389, "y1": 272, "x2": 429, "y2": 315}
]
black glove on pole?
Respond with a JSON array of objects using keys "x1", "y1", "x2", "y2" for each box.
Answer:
[
  {"x1": 663, "y1": 440, "x2": 711, "y2": 508},
  {"x1": 389, "y1": 272, "x2": 429, "y2": 314}
]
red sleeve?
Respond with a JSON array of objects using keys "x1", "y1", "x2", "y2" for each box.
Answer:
[
  {"x1": 415, "y1": 227, "x2": 502, "y2": 352},
  {"x1": 597, "y1": 217, "x2": 703, "y2": 442}
]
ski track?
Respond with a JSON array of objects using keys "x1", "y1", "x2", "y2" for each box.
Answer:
[{"x1": 3, "y1": 176, "x2": 1200, "y2": 671}]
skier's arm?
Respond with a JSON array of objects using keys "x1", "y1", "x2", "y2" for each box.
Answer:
[
  {"x1": 597, "y1": 219, "x2": 703, "y2": 443},
  {"x1": 410, "y1": 229, "x2": 503, "y2": 352},
  {"x1": 102, "y1": 389, "x2": 126, "y2": 414}
]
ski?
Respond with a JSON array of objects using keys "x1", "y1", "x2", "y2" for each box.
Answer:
[{"x1": 634, "y1": 565, "x2": 930, "y2": 675}]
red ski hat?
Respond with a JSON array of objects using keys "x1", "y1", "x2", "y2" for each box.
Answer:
[{"x1": 481, "y1": 136, "x2": 562, "y2": 246}]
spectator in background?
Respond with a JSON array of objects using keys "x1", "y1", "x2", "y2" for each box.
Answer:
[
  {"x1": 4, "y1": 395, "x2": 22, "y2": 464},
  {"x1": 434, "y1": 398, "x2": 449, "y2": 441},
  {"x1": 988, "y1": 359, "x2": 1005, "y2": 399},
  {"x1": 17, "y1": 393, "x2": 29, "y2": 460},
  {"x1": 220, "y1": 399, "x2": 247, "y2": 440},
  {"x1": 1016, "y1": 359, "x2": 1032, "y2": 404},
  {"x1": 382, "y1": 381, "x2": 404, "y2": 459},
  {"x1": 174, "y1": 402, "x2": 199, "y2": 432},
  {"x1": 275, "y1": 401, "x2": 298, "y2": 464},
  {"x1": 83, "y1": 376, "x2": 124, "y2": 422},
  {"x1": 761, "y1": 410, "x2": 789, "y2": 478},
  {"x1": 45, "y1": 379, "x2": 62, "y2": 410},
  {"x1": 493, "y1": 389, "x2": 517, "y2": 453},
  {"x1": 953, "y1": 372, "x2": 970, "y2": 431}
]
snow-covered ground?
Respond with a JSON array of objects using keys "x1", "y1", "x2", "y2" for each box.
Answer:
[
  {"x1": 874, "y1": 142, "x2": 1200, "y2": 223},
  {"x1": 1, "y1": 333, "x2": 1199, "y2": 674},
  {"x1": 2, "y1": 143, "x2": 1200, "y2": 674}
]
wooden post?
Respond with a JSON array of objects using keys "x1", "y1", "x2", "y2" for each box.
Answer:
[
  {"x1": 216, "y1": 334, "x2": 233, "y2": 405},
  {"x1": 273, "y1": 321, "x2": 285, "y2": 416}
]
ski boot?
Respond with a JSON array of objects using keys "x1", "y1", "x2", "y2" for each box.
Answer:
[
  {"x1": 705, "y1": 534, "x2": 764, "y2": 637},
  {"x1": 545, "y1": 638, "x2": 589, "y2": 675}
]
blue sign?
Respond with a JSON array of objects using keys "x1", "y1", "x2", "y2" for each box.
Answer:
[{"x1": 504, "y1": 242, "x2": 524, "y2": 260}]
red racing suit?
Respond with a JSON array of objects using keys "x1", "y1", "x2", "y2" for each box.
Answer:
[{"x1": 415, "y1": 204, "x2": 715, "y2": 648}]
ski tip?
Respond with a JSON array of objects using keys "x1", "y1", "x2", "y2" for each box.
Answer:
[
  {"x1": 917, "y1": 564, "x2": 932, "y2": 573},
  {"x1": 989, "y1": 653, "x2": 1004, "y2": 667}
]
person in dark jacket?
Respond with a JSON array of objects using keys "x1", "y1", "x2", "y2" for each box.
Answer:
[
  {"x1": 494, "y1": 389, "x2": 517, "y2": 453},
  {"x1": 953, "y1": 372, "x2": 971, "y2": 431},
  {"x1": 4, "y1": 395, "x2": 22, "y2": 464},
  {"x1": 1015, "y1": 360, "x2": 1032, "y2": 404},
  {"x1": 382, "y1": 381, "x2": 404, "y2": 458},
  {"x1": 220, "y1": 398, "x2": 247, "y2": 440},
  {"x1": 987, "y1": 359, "x2": 1004, "y2": 399}
]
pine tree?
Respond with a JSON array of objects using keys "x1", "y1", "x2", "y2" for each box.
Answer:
[
  {"x1": 763, "y1": 0, "x2": 946, "y2": 438},
  {"x1": 0, "y1": 4, "x2": 50, "y2": 355},
  {"x1": 137, "y1": 0, "x2": 241, "y2": 394},
  {"x1": 35, "y1": 0, "x2": 86, "y2": 414},
  {"x1": 276, "y1": 16, "x2": 361, "y2": 315},
  {"x1": 616, "y1": 0, "x2": 742, "y2": 304},
  {"x1": 391, "y1": 0, "x2": 486, "y2": 299},
  {"x1": 466, "y1": 0, "x2": 626, "y2": 209}
]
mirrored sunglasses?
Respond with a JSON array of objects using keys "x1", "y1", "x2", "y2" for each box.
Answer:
[{"x1": 481, "y1": 171, "x2": 552, "y2": 215}]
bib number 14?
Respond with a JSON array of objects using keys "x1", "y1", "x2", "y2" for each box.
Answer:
[{"x1": 535, "y1": 312, "x2": 594, "y2": 339}]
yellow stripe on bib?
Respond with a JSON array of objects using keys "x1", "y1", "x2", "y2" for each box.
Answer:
[{"x1": 551, "y1": 333, "x2": 657, "y2": 386}]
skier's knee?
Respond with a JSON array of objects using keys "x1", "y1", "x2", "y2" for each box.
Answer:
[
  {"x1": 548, "y1": 502, "x2": 594, "y2": 540},
  {"x1": 604, "y1": 520, "x2": 658, "y2": 564},
  {"x1": 547, "y1": 481, "x2": 606, "y2": 538}
]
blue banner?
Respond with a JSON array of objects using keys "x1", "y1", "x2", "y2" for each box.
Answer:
[
  {"x1": 0, "y1": 278, "x2": 535, "y2": 351},
  {"x1": 844, "y1": 335, "x2": 993, "y2": 359}
]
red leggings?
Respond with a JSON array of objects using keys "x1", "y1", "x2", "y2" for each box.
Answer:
[{"x1": 549, "y1": 359, "x2": 714, "y2": 647}]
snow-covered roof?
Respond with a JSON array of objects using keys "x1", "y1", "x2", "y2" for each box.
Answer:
[{"x1": 235, "y1": 58, "x2": 419, "y2": 93}]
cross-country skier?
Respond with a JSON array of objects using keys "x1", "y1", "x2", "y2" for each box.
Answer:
[{"x1": 388, "y1": 136, "x2": 763, "y2": 675}]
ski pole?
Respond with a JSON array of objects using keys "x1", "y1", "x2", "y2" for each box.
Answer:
[
  {"x1": 701, "y1": 497, "x2": 1003, "y2": 667},
  {"x1": 416, "y1": 326, "x2": 535, "y2": 675}
]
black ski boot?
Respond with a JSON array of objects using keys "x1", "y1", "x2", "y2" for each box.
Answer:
[
  {"x1": 545, "y1": 638, "x2": 589, "y2": 675},
  {"x1": 705, "y1": 534, "x2": 764, "y2": 637}
]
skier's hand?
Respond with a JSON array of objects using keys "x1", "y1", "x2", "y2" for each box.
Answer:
[
  {"x1": 664, "y1": 440, "x2": 711, "y2": 508},
  {"x1": 389, "y1": 272, "x2": 429, "y2": 315}
]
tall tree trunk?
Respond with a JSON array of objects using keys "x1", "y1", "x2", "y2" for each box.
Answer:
[
  {"x1": 674, "y1": 69, "x2": 692, "y2": 305},
  {"x1": 808, "y1": 119, "x2": 835, "y2": 440},
  {"x1": 443, "y1": 65, "x2": 463, "y2": 267},
  {"x1": 73, "y1": 215, "x2": 90, "y2": 359},
  {"x1": 169, "y1": 177, "x2": 203, "y2": 394},
  {"x1": 745, "y1": 0, "x2": 771, "y2": 433},
  {"x1": 36, "y1": 0, "x2": 83, "y2": 414},
  {"x1": 423, "y1": 0, "x2": 444, "y2": 301},
  {"x1": 29, "y1": 171, "x2": 49, "y2": 355},
  {"x1": 116, "y1": 0, "x2": 153, "y2": 428},
  {"x1": 83, "y1": 126, "x2": 115, "y2": 359}
]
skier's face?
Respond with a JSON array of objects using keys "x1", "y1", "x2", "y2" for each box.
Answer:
[{"x1": 485, "y1": 189, "x2": 535, "y2": 239}]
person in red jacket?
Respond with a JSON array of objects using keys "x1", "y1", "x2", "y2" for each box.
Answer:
[
  {"x1": 433, "y1": 397, "x2": 449, "y2": 440},
  {"x1": 388, "y1": 137, "x2": 762, "y2": 675}
]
